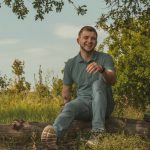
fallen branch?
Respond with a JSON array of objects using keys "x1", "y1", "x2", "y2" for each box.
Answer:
[{"x1": 0, "y1": 117, "x2": 149, "y2": 142}]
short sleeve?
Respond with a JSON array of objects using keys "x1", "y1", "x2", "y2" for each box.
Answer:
[
  {"x1": 103, "y1": 54, "x2": 115, "y2": 71},
  {"x1": 63, "y1": 60, "x2": 73, "y2": 85}
]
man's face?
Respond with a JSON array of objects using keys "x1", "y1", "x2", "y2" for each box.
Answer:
[{"x1": 77, "y1": 30, "x2": 97, "y2": 53}]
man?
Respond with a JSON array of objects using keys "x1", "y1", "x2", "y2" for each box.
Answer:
[{"x1": 41, "y1": 26, "x2": 116, "y2": 149}]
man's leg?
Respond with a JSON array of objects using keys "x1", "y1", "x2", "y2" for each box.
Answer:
[
  {"x1": 86, "y1": 78, "x2": 114, "y2": 147},
  {"x1": 92, "y1": 78, "x2": 107, "y2": 131},
  {"x1": 41, "y1": 97, "x2": 92, "y2": 148},
  {"x1": 53, "y1": 98, "x2": 92, "y2": 139},
  {"x1": 92, "y1": 77, "x2": 115, "y2": 131}
]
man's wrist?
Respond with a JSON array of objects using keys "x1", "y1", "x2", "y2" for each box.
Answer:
[
  {"x1": 99, "y1": 66, "x2": 105, "y2": 73},
  {"x1": 64, "y1": 99, "x2": 70, "y2": 104}
]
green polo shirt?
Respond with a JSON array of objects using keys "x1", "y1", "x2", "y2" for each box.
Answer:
[{"x1": 63, "y1": 51, "x2": 115, "y2": 97}]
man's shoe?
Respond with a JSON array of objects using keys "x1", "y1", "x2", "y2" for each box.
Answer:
[
  {"x1": 41, "y1": 125, "x2": 58, "y2": 150},
  {"x1": 86, "y1": 129, "x2": 105, "y2": 148}
]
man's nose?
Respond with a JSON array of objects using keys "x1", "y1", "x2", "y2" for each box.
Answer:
[{"x1": 87, "y1": 38, "x2": 92, "y2": 42}]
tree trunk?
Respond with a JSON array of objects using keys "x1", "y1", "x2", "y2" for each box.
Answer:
[{"x1": 0, "y1": 117, "x2": 149, "y2": 149}]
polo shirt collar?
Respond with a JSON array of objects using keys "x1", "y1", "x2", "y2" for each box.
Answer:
[
  {"x1": 77, "y1": 51, "x2": 98, "y2": 63},
  {"x1": 76, "y1": 53, "x2": 84, "y2": 63}
]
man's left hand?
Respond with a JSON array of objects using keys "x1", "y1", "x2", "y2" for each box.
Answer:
[{"x1": 86, "y1": 62, "x2": 103, "y2": 74}]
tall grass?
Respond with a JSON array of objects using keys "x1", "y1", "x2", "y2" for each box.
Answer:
[
  {"x1": 0, "y1": 92, "x2": 145, "y2": 124},
  {"x1": 0, "y1": 93, "x2": 149, "y2": 149},
  {"x1": 112, "y1": 105, "x2": 144, "y2": 120},
  {"x1": 0, "y1": 93, "x2": 62, "y2": 124},
  {"x1": 79, "y1": 133, "x2": 149, "y2": 150}
]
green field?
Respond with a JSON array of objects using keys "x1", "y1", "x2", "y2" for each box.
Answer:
[
  {"x1": 0, "y1": 93, "x2": 149, "y2": 149},
  {"x1": 0, "y1": 93, "x2": 62, "y2": 124}
]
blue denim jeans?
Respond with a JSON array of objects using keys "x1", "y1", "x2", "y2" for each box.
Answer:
[{"x1": 53, "y1": 78, "x2": 114, "y2": 138}]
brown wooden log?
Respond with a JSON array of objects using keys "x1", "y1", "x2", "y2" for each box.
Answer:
[
  {"x1": 0, "y1": 121, "x2": 49, "y2": 141},
  {"x1": 0, "y1": 145, "x2": 6, "y2": 150},
  {"x1": 0, "y1": 117, "x2": 149, "y2": 142},
  {"x1": 0, "y1": 118, "x2": 149, "y2": 150},
  {"x1": 67, "y1": 117, "x2": 150, "y2": 137}
]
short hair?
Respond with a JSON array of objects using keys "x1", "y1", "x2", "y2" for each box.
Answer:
[{"x1": 78, "y1": 26, "x2": 97, "y2": 38}]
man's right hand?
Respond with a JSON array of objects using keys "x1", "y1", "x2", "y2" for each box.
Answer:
[
  {"x1": 63, "y1": 99, "x2": 70, "y2": 105},
  {"x1": 60, "y1": 99, "x2": 70, "y2": 112},
  {"x1": 62, "y1": 84, "x2": 72, "y2": 103}
]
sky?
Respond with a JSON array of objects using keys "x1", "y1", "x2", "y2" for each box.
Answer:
[{"x1": 0, "y1": 0, "x2": 108, "y2": 87}]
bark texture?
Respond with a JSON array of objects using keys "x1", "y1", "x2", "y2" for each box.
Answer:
[{"x1": 0, "y1": 117, "x2": 149, "y2": 150}]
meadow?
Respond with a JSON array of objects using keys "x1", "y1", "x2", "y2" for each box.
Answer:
[
  {"x1": 0, "y1": 92, "x2": 149, "y2": 150},
  {"x1": 0, "y1": 93, "x2": 61, "y2": 124},
  {"x1": 0, "y1": 60, "x2": 149, "y2": 149}
]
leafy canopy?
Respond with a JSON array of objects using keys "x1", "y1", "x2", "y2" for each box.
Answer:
[
  {"x1": 97, "y1": 0, "x2": 149, "y2": 31},
  {"x1": 0, "y1": 0, "x2": 87, "y2": 20},
  {"x1": 97, "y1": 0, "x2": 150, "y2": 109}
]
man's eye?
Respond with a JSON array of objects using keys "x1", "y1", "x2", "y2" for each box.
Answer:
[
  {"x1": 84, "y1": 36, "x2": 88, "y2": 39},
  {"x1": 92, "y1": 38, "x2": 96, "y2": 40}
]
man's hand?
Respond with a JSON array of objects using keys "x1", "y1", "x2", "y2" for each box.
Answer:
[
  {"x1": 86, "y1": 62, "x2": 103, "y2": 74},
  {"x1": 86, "y1": 61, "x2": 116, "y2": 85},
  {"x1": 63, "y1": 99, "x2": 70, "y2": 105},
  {"x1": 62, "y1": 84, "x2": 72, "y2": 104}
]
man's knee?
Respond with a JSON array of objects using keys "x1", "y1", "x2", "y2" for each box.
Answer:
[
  {"x1": 63, "y1": 100, "x2": 79, "y2": 113},
  {"x1": 92, "y1": 78, "x2": 106, "y2": 91}
]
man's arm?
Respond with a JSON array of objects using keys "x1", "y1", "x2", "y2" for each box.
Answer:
[
  {"x1": 86, "y1": 62, "x2": 116, "y2": 85},
  {"x1": 62, "y1": 84, "x2": 72, "y2": 104},
  {"x1": 101, "y1": 69, "x2": 116, "y2": 85}
]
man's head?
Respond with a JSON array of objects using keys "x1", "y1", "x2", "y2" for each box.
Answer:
[
  {"x1": 77, "y1": 26, "x2": 98, "y2": 54},
  {"x1": 78, "y1": 26, "x2": 98, "y2": 38}
]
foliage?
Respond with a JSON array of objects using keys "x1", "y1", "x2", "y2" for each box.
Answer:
[
  {"x1": 97, "y1": 0, "x2": 150, "y2": 31},
  {"x1": 12, "y1": 59, "x2": 25, "y2": 78},
  {"x1": 50, "y1": 76, "x2": 63, "y2": 97},
  {"x1": 113, "y1": 105, "x2": 143, "y2": 119},
  {"x1": 99, "y1": 18, "x2": 150, "y2": 109},
  {"x1": 0, "y1": 74, "x2": 10, "y2": 92},
  {"x1": 2, "y1": 0, "x2": 148, "y2": 21},
  {"x1": 71, "y1": 83, "x2": 77, "y2": 99},
  {"x1": 0, "y1": 0, "x2": 87, "y2": 20},
  {"x1": 97, "y1": 0, "x2": 150, "y2": 109},
  {"x1": 50, "y1": 75, "x2": 77, "y2": 100},
  {"x1": 34, "y1": 65, "x2": 50, "y2": 98},
  {"x1": 10, "y1": 59, "x2": 31, "y2": 94},
  {"x1": 79, "y1": 133, "x2": 149, "y2": 150},
  {"x1": 0, "y1": 92, "x2": 148, "y2": 149},
  {"x1": 0, "y1": 92, "x2": 61, "y2": 123},
  {"x1": 35, "y1": 83, "x2": 50, "y2": 98}
]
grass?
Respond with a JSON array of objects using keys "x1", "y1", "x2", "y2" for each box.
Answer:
[
  {"x1": 0, "y1": 92, "x2": 145, "y2": 123},
  {"x1": 0, "y1": 93, "x2": 149, "y2": 150},
  {"x1": 79, "y1": 133, "x2": 150, "y2": 150},
  {"x1": 0, "y1": 93, "x2": 62, "y2": 123}
]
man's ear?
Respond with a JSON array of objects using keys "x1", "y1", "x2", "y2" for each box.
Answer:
[{"x1": 77, "y1": 38, "x2": 79, "y2": 44}]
